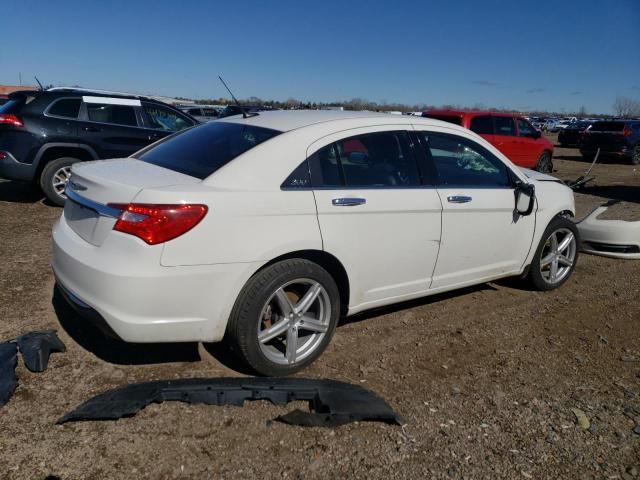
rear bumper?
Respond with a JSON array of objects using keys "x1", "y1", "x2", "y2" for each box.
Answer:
[
  {"x1": 52, "y1": 214, "x2": 263, "y2": 343},
  {"x1": 0, "y1": 151, "x2": 36, "y2": 181}
]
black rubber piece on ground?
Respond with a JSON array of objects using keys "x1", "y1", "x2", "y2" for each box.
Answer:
[
  {"x1": 14, "y1": 330, "x2": 66, "y2": 373},
  {"x1": 0, "y1": 343, "x2": 18, "y2": 407},
  {"x1": 57, "y1": 377, "x2": 403, "y2": 427}
]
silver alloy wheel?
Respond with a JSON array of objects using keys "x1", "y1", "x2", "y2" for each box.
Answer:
[
  {"x1": 52, "y1": 166, "x2": 72, "y2": 198},
  {"x1": 258, "y1": 278, "x2": 331, "y2": 366},
  {"x1": 539, "y1": 227, "x2": 577, "y2": 285}
]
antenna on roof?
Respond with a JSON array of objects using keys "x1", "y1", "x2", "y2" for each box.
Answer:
[
  {"x1": 218, "y1": 76, "x2": 257, "y2": 119},
  {"x1": 34, "y1": 76, "x2": 44, "y2": 91}
]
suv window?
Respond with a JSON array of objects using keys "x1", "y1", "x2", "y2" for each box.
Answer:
[
  {"x1": 292, "y1": 132, "x2": 421, "y2": 189},
  {"x1": 421, "y1": 132, "x2": 511, "y2": 187},
  {"x1": 469, "y1": 115, "x2": 493, "y2": 135},
  {"x1": 135, "y1": 121, "x2": 281, "y2": 179},
  {"x1": 493, "y1": 116, "x2": 516, "y2": 136},
  {"x1": 47, "y1": 98, "x2": 81, "y2": 119},
  {"x1": 144, "y1": 104, "x2": 192, "y2": 131},
  {"x1": 516, "y1": 118, "x2": 535, "y2": 137},
  {"x1": 86, "y1": 103, "x2": 138, "y2": 127}
]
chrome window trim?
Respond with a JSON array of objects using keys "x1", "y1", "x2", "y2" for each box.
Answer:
[{"x1": 65, "y1": 187, "x2": 122, "y2": 218}]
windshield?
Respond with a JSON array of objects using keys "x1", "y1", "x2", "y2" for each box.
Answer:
[{"x1": 134, "y1": 121, "x2": 281, "y2": 179}]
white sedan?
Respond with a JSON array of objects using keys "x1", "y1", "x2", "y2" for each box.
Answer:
[{"x1": 52, "y1": 111, "x2": 579, "y2": 375}]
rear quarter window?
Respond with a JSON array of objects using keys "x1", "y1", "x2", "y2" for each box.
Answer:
[{"x1": 135, "y1": 121, "x2": 281, "y2": 179}]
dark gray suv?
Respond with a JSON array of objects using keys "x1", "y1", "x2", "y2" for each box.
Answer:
[{"x1": 0, "y1": 88, "x2": 197, "y2": 205}]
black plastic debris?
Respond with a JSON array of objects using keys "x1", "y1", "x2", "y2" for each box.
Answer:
[
  {"x1": 14, "y1": 330, "x2": 66, "y2": 372},
  {"x1": 58, "y1": 377, "x2": 402, "y2": 427},
  {"x1": 0, "y1": 343, "x2": 18, "y2": 407}
]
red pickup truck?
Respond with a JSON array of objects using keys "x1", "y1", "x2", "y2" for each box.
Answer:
[{"x1": 423, "y1": 110, "x2": 554, "y2": 172}]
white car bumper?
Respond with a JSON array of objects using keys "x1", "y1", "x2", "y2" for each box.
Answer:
[
  {"x1": 52, "y1": 216, "x2": 262, "y2": 343},
  {"x1": 577, "y1": 202, "x2": 640, "y2": 260}
]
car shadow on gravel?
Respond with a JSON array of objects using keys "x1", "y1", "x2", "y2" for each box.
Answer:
[
  {"x1": 340, "y1": 283, "x2": 496, "y2": 327},
  {"x1": 52, "y1": 289, "x2": 201, "y2": 365},
  {"x1": 0, "y1": 180, "x2": 45, "y2": 203}
]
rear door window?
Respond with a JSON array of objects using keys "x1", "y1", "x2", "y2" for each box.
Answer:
[
  {"x1": 470, "y1": 115, "x2": 493, "y2": 135},
  {"x1": 47, "y1": 98, "x2": 81, "y2": 119},
  {"x1": 135, "y1": 121, "x2": 281, "y2": 179},
  {"x1": 421, "y1": 132, "x2": 511, "y2": 187},
  {"x1": 302, "y1": 131, "x2": 421, "y2": 188},
  {"x1": 493, "y1": 116, "x2": 516, "y2": 136},
  {"x1": 144, "y1": 103, "x2": 193, "y2": 131},
  {"x1": 86, "y1": 103, "x2": 138, "y2": 127}
]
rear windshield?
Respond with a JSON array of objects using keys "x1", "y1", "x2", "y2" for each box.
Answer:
[
  {"x1": 590, "y1": 121, "x2": 625, "y2": 132},
  {"x1": 423, "y1": 114, "x2": 463, "y2": 126},
  {"x1": 0, "y1": 98, "x2": 25, "y2": 114},
  {"x1": 135, "y1": 121, "x2": 281, "y2": 179}
]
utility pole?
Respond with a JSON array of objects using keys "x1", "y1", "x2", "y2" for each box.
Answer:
[{"x1": 19, "y1": 72, "x2": 22, "y2": 85}]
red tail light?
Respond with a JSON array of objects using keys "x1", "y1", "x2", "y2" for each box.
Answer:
[
  {"x1": 107, "y1": 203, "x2": 208, "y2": 245},
  {"x1": 0, "y1": 114, "x2": 23, "y2": 127},
  {"x1": 623, "y1": 126, "x2": 632, "y2": 137}
]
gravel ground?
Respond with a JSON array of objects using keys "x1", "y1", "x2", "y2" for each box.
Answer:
[{"x1": 0, "y1": 136, "x2": 638, "y2": 479}]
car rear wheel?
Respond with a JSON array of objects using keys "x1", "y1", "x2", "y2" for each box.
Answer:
[
  {"x1": 632, "y1": 144, "x2": 640, "y2": 165},
  {"x1": 226, "y1": 259, "x2": 340, "y2": 376},
  {"x1": 527, "y1": 216, "x2": 579, "y2": 291},
  {"x1": 40, "y1": 157, "x2": 80, "y2": 206},
  {"x1": 535, "y1": 152, "x2": 553, "y2": 173}
]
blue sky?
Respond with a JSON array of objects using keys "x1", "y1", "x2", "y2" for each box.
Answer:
[{"x1": 2, "y1": 0, "x2": 639, "y2": 113}]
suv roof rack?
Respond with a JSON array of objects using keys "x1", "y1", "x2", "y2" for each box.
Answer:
[{"x1": 47, "y1": 86, "x2": 152, "y2": 100}]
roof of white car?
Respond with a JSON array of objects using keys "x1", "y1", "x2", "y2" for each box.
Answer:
[{"x1": 218, "y1": 109, "x2": 438, "y2": 132}]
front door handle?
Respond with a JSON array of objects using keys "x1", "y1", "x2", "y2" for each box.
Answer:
[
  {"x1": 332, "y1": 197, "x2": 366, "y2": 207},
  {"x1": 447, "y1": 195, "x2": 472, "y2": 203},
  {"x1": 83, "y1": 126, "x2": 100, "y2": 132}
]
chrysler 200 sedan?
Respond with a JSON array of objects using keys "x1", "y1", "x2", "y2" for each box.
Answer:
[{"x1": 52, "y1": 111, "x2": 579, "y2": 376}]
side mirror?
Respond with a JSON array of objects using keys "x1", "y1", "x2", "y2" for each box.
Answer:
[{"x1": 515, "y1": 183, "x2": 535, "y2": 216}]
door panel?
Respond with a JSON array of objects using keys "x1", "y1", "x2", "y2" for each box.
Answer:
[
  {"x1": 413, "y1": 128, "x2": 535, "y2": 289},
  {"x1": 432, "y1": 188, "x2": 534, "y2": 287},
  {"x1": 307, "y1": 128, "x2": 442, "y2": 308},
  {"x1": 492, "y1": 116, "x2": 520, "y2": 164},
  {"x1": 516, "y1": 118, "x2": 541, "y2": 168},
  {"x1": 314, "y1": 189, "x2": 442, "y2": 306}
]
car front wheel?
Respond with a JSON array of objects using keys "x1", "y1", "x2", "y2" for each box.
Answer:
[
  {"x1": 226, "y1": 259, "x2": 340, "y2": 376},
  {"x1": 527, "y1": 216, "x2": 579, "y2": 291}
]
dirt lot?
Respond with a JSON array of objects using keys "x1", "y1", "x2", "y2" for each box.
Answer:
[{"x1": 0, "y1": 136, "x2": 639, "y2": 479}]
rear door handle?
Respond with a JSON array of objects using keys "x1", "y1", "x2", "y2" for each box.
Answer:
[
  {"x1": 447, "y1": 195, "x2": 472, "y2": 203},
  {"x1": 332, "y1": 197, "x2": 366, "y2": 207},
  {"x1": 83, "y1": 126, "x2": 100, "y2": 132}
]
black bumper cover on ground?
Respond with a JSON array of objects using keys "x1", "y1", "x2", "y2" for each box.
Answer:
[{"x1": 58, "y1": 377, "x2": 403, "y2": 427}]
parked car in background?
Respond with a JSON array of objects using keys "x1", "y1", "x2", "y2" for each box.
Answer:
[
  {"x1": 580, "y1": 120, "x2": 640, "y2": 164},
  {"x1": 553, "y1": 120, "x2": 574, "y2": 131},
  {"x1": 0, "y1": 87, "x2": 197, "y2": 205},
  {"x1": 53, "y1": 110, "x2": 578, "y2": 376},
  {"x1": 177, "y1": 104, "x2": 221, "y2": 122},
  {"x1": 543, "y1": 119, "x2": 560, "y2": 131},
  {"x1": 423, "y1": 110, "x2": 554, "y2": 172},
  {"x1": 558, "y1": 120, "x2": 592, "y2": 147},
  {"x1": 218, "y1": 104, "x2": 273, "y2": 118}
]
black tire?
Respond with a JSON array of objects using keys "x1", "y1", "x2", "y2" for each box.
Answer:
[
  {"x1": 631, "y1": 144, "x2": 640, "y2": 165},
  {"x1": 535, "y1": 151, "x2": 553, "y2": 173},
  {"x1": 226, "y1": 259, "x2": 340, "y2": 376},
  {"x1": 527, "y1": 216, "x2": 580, "y2": 291},
  {"x1": 40, "y1": 157, "x2": 80, "y2": 206}
]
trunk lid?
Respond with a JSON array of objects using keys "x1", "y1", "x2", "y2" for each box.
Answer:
[{"x1": 64, "y1": 158, "x2": 201, "y2": 246}]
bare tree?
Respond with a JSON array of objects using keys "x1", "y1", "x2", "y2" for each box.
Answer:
[
  {"x1": 578, "y1": 105, "x2": 587, "y2": 118},
  {"x1": 613, "y1": 96, "x2": 640, "y2": 118}
]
